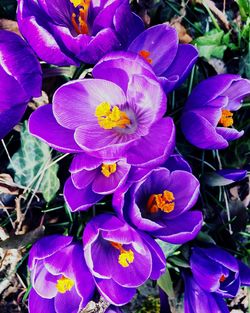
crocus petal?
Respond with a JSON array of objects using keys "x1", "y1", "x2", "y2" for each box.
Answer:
[
  {"x1": 185, "y1": 74, "x2": 240, "y2": 109},
  {"x1": 32, "y1": 261, "x2": 59, "y2": 299},
  {"x1": 28, "y1": 235, "x2": 73, "y2": 270},
  {"x1": 126, "y1": 117, "x2": 175, "y2": 167},
  {"x1": 183, "y1": 271, "x2": 229, "y2": 313},
  {"x1": 238, "y1": 260, "x2": 250, "y2": 286},
  {"x1": 141, "y1": 233, "x2": 166, "y2": 280},
  {"x1": 0, "y1": 29, "x2": 42, "y2": 98},
  {"x1": 95, "y1": 278, "x2": 136, "y2": 306},
  {"x1": 93, "y1": 51, "x2": 156, "y2": 93},
  {"x1": 222, "y1": 78, "x2": 250, "y2": 110},
  {"x1": 92, "y1": 161, "x2": 131, "y2": 194},
  {"x1": 128, "y1": 24, "x2": 178, "y2": 76},
  {"x1": 216, "y1": 127, "x2": 244, "y2": 142},
  {"x1": 53, "y1": 79, "x2": 126, "y2": 130},
  {"x1": 190, "y1": 248, "x2": 222, "y2": 292},
  {"x1": 105, "y1": 305, "x2": 123, "y2": 313},
  {"x1": 0, "y1": 103, "x2": 27, "y2": 139},
  {"x1": 113, "y1": 0, "x2": 144, "y2": 47},
  {"x1": 28, "y1": 288, "x2": 55, "y2": 313},
  {"x1": 152, "y1": 211, "x2": 203, "y2": 244},
  {"x1": 64, "y1": 177, "x2": 103, "y2": 211},
  {"x1": 127, "y1": 74, "x2": 167, "y2": 127},
  {"x1": 181, "y1": 111, "x2": 229, "y2": 149},
  {"x1": 17, "y1": 0, "x2": 79, "y2": 66},
  {"x1": 216, "y1": 169, "x2": 247, "y2": 184},
  {"x1": 161, "y1": 44, "x2": 199, "y2": 92},
  {"x1": 54, "y1": 287, "x2": 80, "y2": 313},
  {"x1": 71, "y1": 169, "x2": 97, "y2": 189},
  {"x1": 79, "y1": 28, "x2": 121, "y2": 64},
  {"x1": 28, "y1": 104, "x2": 82, "y2": 153},
  {"x1": 70, "y1": 153, "x2": 102, "y2": 172},
  {"x1": 163, "y1": 154, "x2": 192, "y2": 173}
]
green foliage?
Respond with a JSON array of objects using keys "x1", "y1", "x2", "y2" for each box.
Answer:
[
  {"x1": 236, "y1": 0, "x2": 250, "y2": 21},
  {"x1": 8, "y1": 122, "x2": 60, "y2": 202},
  {"x1": 193, "y1": 29, "x2": 238, "y2": 60},
  {"x1": 156, "y1": 240, "x2": 181, "y2": 258},
  {"x1": 157, "y1": 267, "x2": 174, "y2": 298}
]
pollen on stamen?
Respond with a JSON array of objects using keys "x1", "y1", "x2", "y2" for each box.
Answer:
[
  {"x1": 101, "y1": 163, "x2": 117, "y2": 178},
  {"x1": 147, "y1": 190, "x2": 175, "y2": 214},
  {"x1": 95, "y1": 102, "x2": 130, "y2": 130},
  {"x1": 56, "y1": 275, "x2": 74, "y2": 294},
  {"x1": 219, "y1": 109, "x2": 234, "y2": 127},
  {"x1": 111, "y1": 242, "x2": 135, "y2": 268}
]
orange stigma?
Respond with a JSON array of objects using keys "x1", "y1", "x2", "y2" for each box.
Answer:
[
  {"x1": 219, "y1": 109, "x2": 234, "y2": 127},
  {"x1": 219, "y1": 274, "x2": 226, "y2": 283},
  {"x1": 111, "y1": 242, "x2": 134, "y2": 268},
  {"x1": 70, "y1": 0, "x2": 90, "y2": 35},
  {"x1": 95, "y1": 102, "x2": 130, "y2": 130},
  {"x1": 147, "y1": 190, "x2": 175, "y2": 214},
  {"x1": 139, "y1": 50, "x2": 153, "y2": 64}
]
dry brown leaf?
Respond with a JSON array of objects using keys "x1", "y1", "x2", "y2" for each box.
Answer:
[
  {"x1": 28, "y1": 91, "x2": 49, "y2": 110},
  {"x1": 0, "y1": 19, "x2": 21, "y2": 36},
  {"x1": 170, "y1": 19, "x2": 193, "y2": 43},
  {"x1": 0, "y1": 174, "x2": 19, "y2": 195}
]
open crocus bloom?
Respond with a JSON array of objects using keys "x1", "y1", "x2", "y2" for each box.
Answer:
[
  {"x1": 181, "y1": 74, "x2": 250, "y2": 149},
  {"x1": 17, "y1": 0, "x2": 144, "y2": 66},
  {"x1": 64, "y1": 153, "x2": 131, "y2": 211},
  {"x1": 28, "y1": 235, "x2": 95, "y2": 313},
  {"x1": 127, "y1": 24, "x2": 199, "y2": 93},
  {"x1": 190, "y1": 246, "x2": 250, "y2": 298},
  {"x1": 0, "y1": 30, "x2": 42, "y2": 139},
  {"x1": 83, "y1": 214, "x2": 166, "y2": 305},
  {"x1": 29, "y1": 53, "x2": 175, "y2": 167},
  {"x1": 113, "y1": 168, "x2": 202, "y2": 244}
]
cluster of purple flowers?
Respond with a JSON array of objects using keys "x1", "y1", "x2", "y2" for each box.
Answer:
[{"x1": 0, "y1": 0, "x2": 250, "y2": 312}]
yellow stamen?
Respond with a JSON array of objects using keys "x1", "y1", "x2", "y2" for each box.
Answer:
[
  {"x1": 139, "y1": 50, "x2": 153, "y2": 64},
  {"x1": 101, "y1": 163, "x2": 117, "y2": 177},
  {"x1": 56, "y1": 276, "x2": 74, "y2": 294},
  {"x1": 95, "y1": 102, "x2": 130, "y2": 130},
  {"x1": 219, "y1": 109, "x2": 234, "y2": 127},
  {"x1": 70, "y1": 0, "x2": 90, "y2": 35},
  {"x1": 111, "y1": 242, "x2": 134, "y2": 268},
  {"x1": 147, "y1": 190, "x2": 175, "y2": 214}
]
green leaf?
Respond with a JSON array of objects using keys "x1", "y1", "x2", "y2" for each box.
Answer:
[
  {"x1": 156, "y1": 239, "x2": 181, "y2": 258},
  {"x1": 236, "y1": 0, "x2": 250, "y2": 20},
  {"x1": 169, "y1": 256, "x2": 190, "y2": 268},
  {"x1": 193, "y1": 29, "x2": 228, "y2": 60},
  {"x1": 157, "y1": 267, "x2": 174, "y2": 298},
  {"x1": 8, "y1": 122, "x2": 60, "y2": 202}
]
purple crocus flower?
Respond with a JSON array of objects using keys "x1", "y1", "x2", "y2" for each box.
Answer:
[
  {"x1": 29, "y1": 53, "x2": 175, "y2": 166},
  {"x1": 105, "y1": 305, "x2": 123, "y2": 313},
  {"x1": 113, "y1": 167, "x2": 202, "y2": 244},
  {"x1": 127, "y1": 24, "x2": 199, "y2": 93},
  {"x1": 28, "y1": 235, "x2": 95, "y2": 313},
  {"x1": 181, "y1": 74, "x2": 250, "y2": 149},
  {"x1": 190, "y1": 246, "x2": 250, "y2": 298},
  {"x1": 64, "y1": 153, "x2": 131, "y2": 211},
  {"x1": 17, "y1": 0, "x2": 144, "y2": 66},
  {"x1": 83, "y1": 213, "x2": 166, "y2": 306},
  {"x1": 0, "y1": 30, "x2": 42, "y2": 139},
  {"x1": 183, "y1": 271, "x2": 229, "y2": 313},
  {"x1": 205, "y1": 169, "x2": 247, "y2": 187}
]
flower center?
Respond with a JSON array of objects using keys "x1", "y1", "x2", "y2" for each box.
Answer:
[
  {"x1": 147, "y1": 190, "x2": 175, "y2": 214},
  {"x1": 219, "y1": 274, "x2": 226, "y2": 283},
  {"x1": 70, "y1": 0, "x2": 90, "y2": 35},
  {"x1": 56, "y1": 275, "x2": 74, "y2": 293},
  {"x1": 219, "y1": 109, "x2": 234, "y2": 127},
  {"x1": 111, "y1": 242, "x2": 134, "y2": 268},
  {"x1": 139, "y1": 50, "x2": 152, "y2": 64},
  {"x1": 101, "y1": 163, "x2": 117, "y2": 177},
  {"x1": 95, "y1": 102, "x2": 130, "y2": 130}
]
